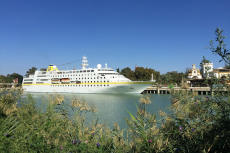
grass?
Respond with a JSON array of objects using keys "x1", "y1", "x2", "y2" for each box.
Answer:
[{"x1": 1, "y1": 82, "x2": 230, "y2": 152}]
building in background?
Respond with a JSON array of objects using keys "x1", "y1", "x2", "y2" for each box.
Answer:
[
  {"x1": 188, "y1": 64, "x2": 202, "y2": 79},
  {"x1": 202, "y1": 63, "x2": 230, "y2": 78},
  {"x1": 12, "y1": 78, "x2": 18, "y2": 84}
]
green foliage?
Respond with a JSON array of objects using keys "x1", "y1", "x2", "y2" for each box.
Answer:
[
  {"x1": 207, "y1": 27, "x2": 230, "y2": 68},
  {"x1": 0, "y1": 73, "x2": 23, "y2": 84},
  {"x1": 116, "y1": 68, "x2": 120, "y2": 73},
  {"x1": 120, "y1": 67, "x2": 131, "y2": 77},
  {"x1": 159, "y1": 71, "x2": 186, "y2": 85},
  {"x1": 25, "y1": 67, "x2": 37, "y2": 77},
  {"x1": 121, "y1": 67, "x2": 160, "y2": 81},
  {"x1": 200, "y1": 56, "x2": 211, "y2": 69}
]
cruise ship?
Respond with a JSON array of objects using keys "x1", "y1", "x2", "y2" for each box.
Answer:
[{"x1": 22, "y1": 56, "x2": 153, "y2": 94}]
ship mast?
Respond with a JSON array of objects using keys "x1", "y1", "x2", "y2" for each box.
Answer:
[{"x1": 81, "y1": 55, "x2": 88, "y2": 70}]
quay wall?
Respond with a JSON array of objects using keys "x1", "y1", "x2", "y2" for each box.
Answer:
[{"x1": 143, "y1": 87, "x2": 213, "y2": 95}]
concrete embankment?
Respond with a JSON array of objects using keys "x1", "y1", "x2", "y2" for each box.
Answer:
[{"x1": 143, "y1": 87, "x2": 217, "y2": 95}]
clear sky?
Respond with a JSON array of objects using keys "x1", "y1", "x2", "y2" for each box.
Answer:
[{"x1": 1, "y1": 0, "x2": 230, "y2": 76}]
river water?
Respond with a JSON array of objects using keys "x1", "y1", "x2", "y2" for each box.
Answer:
[{"x1": 21, "y1": 93, "x2": 172, "y2": 130}]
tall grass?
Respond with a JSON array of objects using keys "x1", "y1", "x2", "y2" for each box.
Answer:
[{"x1": 1, "y1": 82, "x2": 230, "y2": 152}]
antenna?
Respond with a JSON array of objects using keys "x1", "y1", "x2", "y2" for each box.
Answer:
[{"x1": 81, "y1": 55, "x2": 89, "y2": 69}]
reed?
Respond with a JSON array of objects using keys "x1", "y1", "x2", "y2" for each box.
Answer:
[{"x1": 1, "y1": 80, "x2": 230, "y2": 152}]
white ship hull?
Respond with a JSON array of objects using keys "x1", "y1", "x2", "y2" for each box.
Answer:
[{"x1": 23, "y1": 82, "x2": 150, "y2": 94}]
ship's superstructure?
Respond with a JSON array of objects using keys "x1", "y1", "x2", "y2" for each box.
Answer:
[{"x1": 22, "y1": 56, "x2": 151, "y2": 94}]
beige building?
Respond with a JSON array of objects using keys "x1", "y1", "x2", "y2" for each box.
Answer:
[
  {"x1": 188, "y1": 64, "x2": 202, "y2": 79},
  {"x1": 202, "y1": 63, "x2": 230, "y2": 78},
  {"x1": 213, "y1": 68, "x2": 230, "y2": 78}
]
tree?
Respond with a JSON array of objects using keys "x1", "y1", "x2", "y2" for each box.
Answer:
[
  {"x1": 40, "y1": 68, "x2": 47, "y2": 71},
  {"x1": 25, "y1": 67, "x2": 37, "y2": 77},
  {"x1": 116, "y1": 68, "x2": 120, "y2": 73},
  {"x1": 0, "y1": 75, "x2": 7, "y2": 83},
  {"x1": 126, "y1": 71, "x2": 136, "y2": 81},
  {"x1": 135, "y1": 67, "x2": 156, "y2": 81},
  {"x1": 207, "y1": 27, "x2": 230, "y2": 68},
  {"x1": 199, "y1": 56, "x2": 211, "y2": 69},
  {"x1": 184, "y1": 67, "x2": 190, "y2": 78},
  {"x1": 120, "y1": 67, "x2": 131, "y2": 77}
]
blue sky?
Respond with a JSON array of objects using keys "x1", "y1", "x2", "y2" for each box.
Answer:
[{"x1": 1, "y1": 0, "x2": 230, "y2": 76}]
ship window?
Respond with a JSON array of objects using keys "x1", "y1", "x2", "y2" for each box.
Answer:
[
  {"x1": 91, "y1": 85, "x2": 92, "y2": 86},
  {"x1": 80, "y1": 71, "x2": 82, "y2": 73},
  {"x1": 87, "y1": 70, "x2": 90, "y2": 72},
  {"x1": 104, "y1": 77, "x2": 105, "y2": 79},
  {"x1": 91, "y1": 70, "x2": 94, "y2": 72},
  {"x1": 91, "y1": 81, "x2": 92, "y2": 83},
  {"x1": 88, "y1": 81, "x2": 89, "y2": 83},
  {"x1": 82, "y1": 74, "x2": 83, "y2": 76},
  {"x1": 25, "y1": 79, "x2": 33, "y2": 81},
  {"x1": 83, "y1": 70, "x2": 86, "y2": 72},
  {"x1": 85, "y1": 78, "x2": 86, "y2": 79},
  {"x1": 88, "y1": 85, "x2": 89, "y2": 86},
  {"x1": 94, "y1": 81, "x2": 95, "y2": 83},
  {"x1": 107, "y1": 85, "x2": 109, "y2": 86}
]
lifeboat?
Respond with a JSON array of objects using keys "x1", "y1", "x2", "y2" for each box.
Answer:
[
  {"x1": 51, "y1": 78, "x2": 60, "y2": 84},
  {"x1": 61, "y1": 78, "x2": 70, "y2": 83},
  {"x1": 76, "y1": 81, "x2": 81, "y2": 84}
]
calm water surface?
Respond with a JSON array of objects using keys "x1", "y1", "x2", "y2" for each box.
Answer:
[{"x1": 21, "y1": 93, "x2": 172, "y2": 130}]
